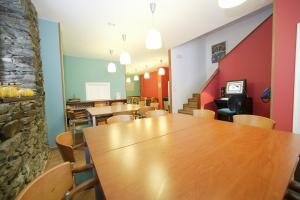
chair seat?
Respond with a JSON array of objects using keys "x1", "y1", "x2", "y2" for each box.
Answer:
[
  {"x1": 217, "y1": 108, "x2": 236, "y2": 115},
  {"x1": 75, "y1": 124, "x2": 92, "y2": 132}
]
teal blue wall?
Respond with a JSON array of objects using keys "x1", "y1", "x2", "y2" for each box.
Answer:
[
  {"x1": 126, "y1": 75, "x2": 140, "y2": 96},
  {"x1": 63, "y1": 55, "x2": 126, "y2": 100},
  {"x1": 38, "y1": 19, "x2": 65, "y2": 147}
]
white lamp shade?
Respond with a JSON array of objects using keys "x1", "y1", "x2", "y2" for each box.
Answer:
[
  {"x1": 146, "y1": 29, "x2": 162, "y2": 49},
  {"x1": 158, "y1": 67, "x2": 165, "y2": 75},
  {"x1": 107, "y1": 62, "x2": 116, "y2": 73},
  {"x1": 120, "y1": 51, "x2": 131, "y2": 64},
  {"x1": 144, "y1": 72, "x2": 150, "y2": 79},
  {"x1": 218, "y1": 0, "x2": 247, "y2": 8},
  {"x1": 126, "y1": 77, "x2": 131, "y2": 83},
  {"x1": 134, "y1": 75, "x2": 139, "y2": 81}
]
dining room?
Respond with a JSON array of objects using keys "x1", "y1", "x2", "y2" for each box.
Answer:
[{"x1": 1, "y1": 0, "x2": 300, "y2": 200}]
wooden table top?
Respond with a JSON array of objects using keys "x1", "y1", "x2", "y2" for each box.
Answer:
[
  {"x1": 83, "y1": 114, "x2": 300, "y2": 200},
  {"x1": 86, "y1": 104, "x2": 140, "y2": 117}
]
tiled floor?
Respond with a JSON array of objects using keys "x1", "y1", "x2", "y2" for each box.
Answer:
[{"x1": 45, "y1": 148, "x2": 95, "y2": 200}]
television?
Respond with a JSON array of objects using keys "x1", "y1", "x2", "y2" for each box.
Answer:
[{"x1": 225, "y1": 79, "x2": 247, "y2": 96}]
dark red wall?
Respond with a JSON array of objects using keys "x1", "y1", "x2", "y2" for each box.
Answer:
[
  {"x1": 271, "y1": 0, "x2": 300, "y2": 131},
  {"x1": 200, "y1": 16, "x2": 273, "y2": 118},
  {"x1": 140, "y1": 71, "x2": 158, "y2": 98},
  {"x1": 140, "y1": 68, "x2": 169, "y2": 108}
]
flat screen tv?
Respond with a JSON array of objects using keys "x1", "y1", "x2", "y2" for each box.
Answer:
[{"x1": 225, "y1": 80, "x2": 247, "y2": 96}]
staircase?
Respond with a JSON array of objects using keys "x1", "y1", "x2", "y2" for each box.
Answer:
[{"x1": 178, "y1": 93, "x2": 200, "y2": 115}]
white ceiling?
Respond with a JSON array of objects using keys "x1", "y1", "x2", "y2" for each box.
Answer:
[{"x1": 32, "y1": 0, "x2": 272, "y2": 74}]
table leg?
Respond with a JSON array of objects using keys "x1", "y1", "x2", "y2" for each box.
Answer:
[{"x1": 92, "y1": 116, "x2": 96, "y2": 126}]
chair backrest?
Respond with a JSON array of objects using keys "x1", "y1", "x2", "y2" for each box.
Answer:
[
  {"x1": 138, "y1": 106, "x2": 155, "y2": 116},
  {"x1": 139, "y1": 100, "x2": 145, "y2": 107},
  {"x1": 146, "y1": 110, "x2": 168, "y2": 118},
  {"x1": 55, "y1": 132, "x2": 76, "y2": 163},
  {"x1": 15, "y1": 162, "x2": 73, "y2": 200},
  {"x1": 111, "y1": 102, "x2": 124, "y2": 106},
  {"x1": 193, "y1": 109, "x2": 215, "y2": 119},
  {"x1": 107, "y1": 115, "x2": 134, "y2": 124},
  {"x1": 233, "y1": 114, "x2": 275, "y2": 129},
  {"x1": 95, "y1": 102, "x2": 106, "y2": 107},
  {"x1": 228, "y1": 94, "x2": 246, "y2": 114},
  {"x1": 150, "y1": 102, "x2": 159, "y2": 110}
]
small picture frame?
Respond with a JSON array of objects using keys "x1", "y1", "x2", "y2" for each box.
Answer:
[{"x1": 211, "y1": 41, "x2": 226, "y2": 63}]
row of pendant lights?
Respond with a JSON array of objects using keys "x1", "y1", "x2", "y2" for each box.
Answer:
[
  {"x1": 109, "y1": 0, "x2": 247, "y2": 74},
  {"x1": 107, "y1": 1, "x2": 162, "y2": 76},
  {"x1": 126, "y1": 67, "x2": 165, "y2": 83}
]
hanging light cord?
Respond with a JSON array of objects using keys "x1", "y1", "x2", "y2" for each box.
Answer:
[
  {"x1": 122, "y1": 34, "x2": 126, "y2": 50},
  {"x1": 150, "y1": 2, "x2": 156, "y2": 25}
]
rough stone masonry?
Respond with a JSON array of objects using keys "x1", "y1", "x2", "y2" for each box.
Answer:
[{"x1": 0, "y1": 0, "x2": 48, "y2": 199}]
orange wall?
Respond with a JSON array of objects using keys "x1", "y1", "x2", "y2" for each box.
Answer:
[
  {"x1": 140, "y1": 68, "x2": 169, "y2": 108},
  {"x1": 271, "y1": 0, "x2": 300, "y2": 131},
  {"x1": 200, "y1": 16, "x2": 272, "y2": 118}
]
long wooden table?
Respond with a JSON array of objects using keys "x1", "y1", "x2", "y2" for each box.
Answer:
[
  {"x1": 86, "y1": 104, "x2": 140, "y2": 126},
  {"x1": 83, "y1": 114, "x2": 300, "y2": 200}
]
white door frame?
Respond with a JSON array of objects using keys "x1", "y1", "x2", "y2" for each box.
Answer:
[{"x1": 293, "y1": 23, "x2": 300, "y2": 134}]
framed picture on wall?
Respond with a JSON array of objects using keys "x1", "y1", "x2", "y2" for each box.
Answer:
[{"x1": 211, "y1": 41, "x2": 226, "y2": 63}]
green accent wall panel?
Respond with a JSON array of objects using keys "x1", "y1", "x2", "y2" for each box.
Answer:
[
  {"x1": 126, "y1": 75, "x2": 140, "y2": 96},
  {"x1": 63, "y1": 55, "x2": 126, "y2": 101}
]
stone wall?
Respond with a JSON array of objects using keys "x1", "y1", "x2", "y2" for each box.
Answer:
[{"x1": 0, "y1": 0, "x2": 48, "y2": 199}]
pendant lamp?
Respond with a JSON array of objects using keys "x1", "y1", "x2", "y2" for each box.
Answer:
[
  {"x1": 146, "y1": 2, "x2": 162, "y2": 49},
  {"x1": 120, "y1": 34, "x2": 131, "y2": 64},
  {"x1": 107, "y1": 50, "x2": 116, "y2": 73}
]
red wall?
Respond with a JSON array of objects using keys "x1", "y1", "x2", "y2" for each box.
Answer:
[
  {"x1": 271, "y1": 0, "x2": 300, "y2": 131},
  {"x1": 140, "y1": 68, "x2": 169, "y2": 108},
  {"x1": 200, "y1": 16, "x2": 273, "y2": 118},
  {"x1": 140, "y1": 71, "x2": 158, "y2": 98}
]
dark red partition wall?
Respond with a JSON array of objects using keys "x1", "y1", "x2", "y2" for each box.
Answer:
[
  {"x1": 140, "y1": 68, "x2": 169, "y2": 108},
  {"x1": 200, "y1": 16, "x2": 273, "y2": 117},
  {"x1": 140, "y1": 71, "x2": 158, "y2": 98},
  {"x1": 271, "y1": 0, "x2": 300, "y2": 131}
]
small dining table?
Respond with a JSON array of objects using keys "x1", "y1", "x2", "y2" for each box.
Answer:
[
  {"x1": 86, "y1": 104, "x2": 140, "y2": 126},
  {"x1": 83, "y1": 114, "x2": 300, "y2": 200}
]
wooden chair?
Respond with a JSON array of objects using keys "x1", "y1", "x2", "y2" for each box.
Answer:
[
  {"x1": 15, "y1": 162, "x2": 98, "y2": 200},
  {"x1": 137, "y1": 106, "x2": 155, "y2": 118},
  {"x1": 139, "y1": 100, "x2": 145, "y2": 107},
  {"x1": 193, "y1": 109, "x2": 215, "y2": 119},
  {"x1": 150, "y1": 102, "x2": 159, "y2": 110},
  {"x1": 67, "y1": 109, "x2": 91, "y2": 144},
  {"x1": 94, "y1": 102, "x2": 106, "y2": 107},
  {"x1": 111, "y1": 102, "x2": 124, "y2": 106},
  {"x1": 107, "y1": 115, "x2": 134, "y2": 125},
  {"x1": 56, "y1": 132, "x2": 94, "y2": 185},
  {"x1": 55, "y1": 131, "x2": 81, "y2": 163},
  {"x1": 145, "y1": 110, "x2": 168, "y2": 118},
  {"x1": 233, "y1": 114, "x2": 275, "y2": 129}
]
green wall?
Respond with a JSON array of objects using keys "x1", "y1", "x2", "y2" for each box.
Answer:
[
  {"x1": 126, "y1": 75, "x2": 140, "y2": 96},
  {"x1": 38, "y1": 19, "x2": 65, "y2": 147},
  {"x1": 64, "y1": 55, "x2": 126, "y2": 100}
]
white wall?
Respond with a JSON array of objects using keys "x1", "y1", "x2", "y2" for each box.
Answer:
[
  {"x1": 171, "y1": 6, "x2": 272, "y2": 113},
  {"x1": 171, "y1": 37, "x2": 206, "y2": 113},
  {"x1": 293, "y1": 24, "x2": 300, "y2": 134}
]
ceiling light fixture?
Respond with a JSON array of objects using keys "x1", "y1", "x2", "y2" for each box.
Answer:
[
  {"x1": 126, "y1": 77, "x2": 131, "y2": 83},
  {"x1": 158, "y1": 59, "x2": 165, "y2": 75},
  {"x1": 107, "y1": 50, "x2": 116, "y2": 73},
  {"x1": 218, "y1": 0, "x2": 247, "y2": 8},
  {"x1": 120, "y1": 34, "x2": 131, "y2": 65},
  {"x1": 144, "y1": 65, "x2": 150, "y2": 79},
  {"x1": 146, "y1": 1, "x2": 162, "y2": 49},
  {"x1": 144, "y1": 72, "x2": 150, "y2": 79},
  {"x1": 134, "y1": 75, "x2": 139, "y2": 81}
]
